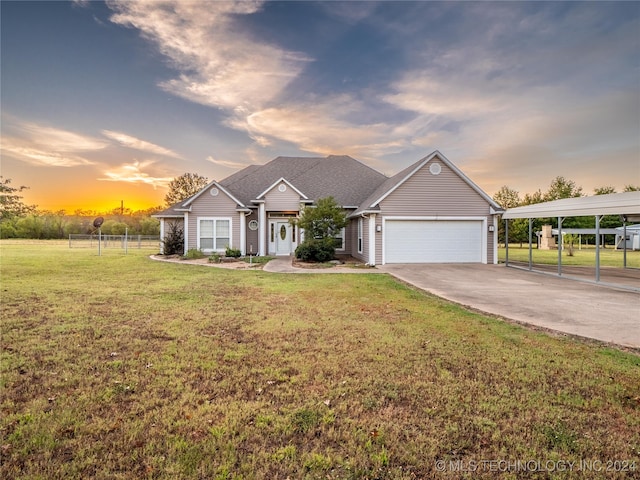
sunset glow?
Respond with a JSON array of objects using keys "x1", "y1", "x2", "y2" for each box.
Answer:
[{"x1": 2, "y1": 1, "x2": 638, "y2": 212}]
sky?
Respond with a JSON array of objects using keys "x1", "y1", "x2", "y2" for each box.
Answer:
[{"x1": 1, "y1": 0, "x2": 639, "y2": 212}]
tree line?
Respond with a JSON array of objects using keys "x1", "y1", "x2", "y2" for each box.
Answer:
[
  {"x1": 0, "y1": 176, "x2": 163, "y2": 239},
  {"x1": 493, "y1": 176, "x2": 639, "y2": 246}
]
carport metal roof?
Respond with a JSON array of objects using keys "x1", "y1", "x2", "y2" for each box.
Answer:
[
  {"x1": 502, "y1": 191, "x2": 640, "y2": 290},
  {"x1": 503, "y1": 191, "x2": 640, "y2": 219}
]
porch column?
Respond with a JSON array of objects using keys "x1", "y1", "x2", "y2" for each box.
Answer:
[
  {"x1": 184, "y1": 212, "x2": 189, "y2": 255},
  {"x1": 159, "y1": 218, "x2": 165, "y2": 254},
  {"x1": 239, "y1": 212, "x2": 246, "y2": 256},
  {"x1": 258, "y1": 203, "x2": 266, "y2": 256},
  {"x1": 368, "y1": 214, "x2": 376, "y2": 266}
]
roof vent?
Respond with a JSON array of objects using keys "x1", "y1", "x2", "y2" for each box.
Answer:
[{"x1": 429, "y1": 162, "x2": 442, "y2": 175}]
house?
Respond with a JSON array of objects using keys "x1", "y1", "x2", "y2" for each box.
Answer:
[
  {"x1": 153, "y1": 150, "x2": 503, "y2": 265},
  {"x1": 616, "y1": 224, "x2": 640, "y2": 251}
]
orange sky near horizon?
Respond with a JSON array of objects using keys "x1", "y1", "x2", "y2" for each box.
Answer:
[{"x1": 17, "y1": 176, "x2": 168, "y2": 214}]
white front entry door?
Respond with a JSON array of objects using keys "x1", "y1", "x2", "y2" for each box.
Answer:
[{"x1": 275, "y1": 221, "x2": 292, "y2": 255}]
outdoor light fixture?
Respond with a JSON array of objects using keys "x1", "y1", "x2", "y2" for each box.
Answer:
[
  {"x1": 376, "y1": 225, "x2": 382, "y2": 232},
  {"x1": 488, "y1": 225, "x2": 495, "y2": 232}
]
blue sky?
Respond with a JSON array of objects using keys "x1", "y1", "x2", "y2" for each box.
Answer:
[{"x1": 1, "y1": 0, "x2": 639, "y2": 211}]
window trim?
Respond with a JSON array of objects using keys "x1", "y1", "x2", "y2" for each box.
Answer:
[{"x1": 197, "y1": 217, "x2": 232, "y2": 252}]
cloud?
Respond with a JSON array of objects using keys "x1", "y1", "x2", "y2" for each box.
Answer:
[
  {"x1": 99, "y1": 160, "x2": 173, "y2": 188},
  {"x1": 102, "y1": 130, "x2": 183, "y2": 158},
  {"x1": 107, "y1": 1, "x2": 310, "y2": 111},
  {"x1": 0, "y1": 142, "x2": 96, "y2": 167},
  {"x1": 205, "y1": 156, "x2": 248, "y2": 170},
  {"x1": 0, "y1": 120, "x2": 106, "y2": 167}
]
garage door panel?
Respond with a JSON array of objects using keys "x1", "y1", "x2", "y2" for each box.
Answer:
[{"x1": 385, "y1": 220, "x2": 482, "y2": 263}]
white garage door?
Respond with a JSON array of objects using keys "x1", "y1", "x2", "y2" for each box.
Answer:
[{"x1": 385, "y1": 220, "x2": 483, "y2": 263}]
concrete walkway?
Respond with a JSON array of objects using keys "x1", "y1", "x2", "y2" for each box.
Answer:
[
  {"x1": 264, "y1": 258, "x2": 639, "y2": 349},
  {"x1": 263, "y1": 257, "x2": 383, "y2": 274}
]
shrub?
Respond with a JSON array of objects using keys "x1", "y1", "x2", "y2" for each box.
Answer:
[
  {"x1": 225, "y1": 246, "x2": 242, "y2": 258},
  {"x1": 162, "y1": 221, "x2": 184, "y2": 255},
  {"x1": 295, "y1": 238, "x2": 336, "y2": 262},
  {"x1": 184, "y1": 248, "x2": 205, "y2": 259}
]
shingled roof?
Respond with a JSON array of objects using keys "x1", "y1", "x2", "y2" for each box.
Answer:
[
  {"x1": 219, "y1": 155, "x2": 388, "y2": 207},
  {"x1": 153, "y1": 155, "x2": 389, "y2": 217}
]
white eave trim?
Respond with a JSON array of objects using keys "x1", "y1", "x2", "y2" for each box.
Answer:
[{"x1": 255, "y1": 177, "x2": 309, "y2": 200}]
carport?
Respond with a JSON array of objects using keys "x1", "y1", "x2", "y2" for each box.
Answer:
[{"x1": 502, "y1": 191, "x2": 640, "y2": 291}]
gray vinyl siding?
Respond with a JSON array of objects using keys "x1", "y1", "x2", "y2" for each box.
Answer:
[
  {"x1": 187, "y1": 187, "x2": 240, "y2": 250},
  {"x1": 380, "y1": 161, "x2": 491, "y2": 216},
  {"x1": 264, "y1": 182, "x2": 302, "y2": 212},
  {"x1": 378, "y1": 161, "x2": 494, "y2": 265}
]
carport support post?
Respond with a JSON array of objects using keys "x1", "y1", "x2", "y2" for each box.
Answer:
[
  {"x1": 623, "y1": 222, "x2": 627, "y2": 268},
  {"x1": 557, "y1": 217, "x2": 563, "y2": 276},
  {"x1": 528, "y1": 218, "x2": 533, "y2": 270},
  {"x1": 595, "y1": 215, "x2": 602, "y2": 282},
  {"x1": 505, "y1": 219, "x2": 509, "y2": 266}
]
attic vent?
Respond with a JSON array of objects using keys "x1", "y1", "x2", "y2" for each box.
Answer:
[
  {"x1": 278, "y1": 184, "x2": 287, "y2": 192},
  {"x1": 429, "y1": 163, "x2": 442, "y2": 175},
  {"x1": 210, "y1": 187, "x2": 219, "y2": 196}
]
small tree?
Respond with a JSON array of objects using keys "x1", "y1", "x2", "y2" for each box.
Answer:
[
  {"x1": 161, "y1": 221, "x2": 184, "y2": 255},
  {"x1": 164, "y1": 173, "x2": 209, "y2": 207},
  {"x1": 292, "y1": 197, "x2": 348, "y2": 262},
  {"x1": 0, "y1": 177, "x2": 36, "y2": 221}
]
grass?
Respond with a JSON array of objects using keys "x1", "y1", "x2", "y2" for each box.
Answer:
[
  {"x1": 499, "y1": 245, "x2": 640, "y2": 268},
  {"x1": 1, "y1": 241, "x2": 639, "y2": 479}
]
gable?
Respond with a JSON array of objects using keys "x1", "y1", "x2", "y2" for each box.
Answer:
[
  {"x1": 354, "y1": 151, "x2": 501, "y2": 216},
  {"x1": 380, "y1": 159, "x2": 492, "y2": 216},
  {"x1": 188, "y1": 183, "x2": 239, "y2": 216},
  {"x1": 262, "y1": 179, "x2": 306, "y2": 211}
]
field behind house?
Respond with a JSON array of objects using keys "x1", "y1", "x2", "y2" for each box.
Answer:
[{"x1": 1, "y1": 242, "x2": 639, "y2": 479}]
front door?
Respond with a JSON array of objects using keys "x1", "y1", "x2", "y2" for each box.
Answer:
[{"x1": 275, "y1": 221, "x2": 292, "y2": 255}]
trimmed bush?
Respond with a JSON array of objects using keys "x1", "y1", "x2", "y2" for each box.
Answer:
[
  {"x1": 295, "y1": 238, "x2": 336, "y2": 262},
  {"x1": 225, "y1": 246, "x2": 242, "y2": 258}
]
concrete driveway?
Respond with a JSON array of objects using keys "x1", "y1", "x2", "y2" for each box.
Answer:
[{"x1": 378, "y1": 264, "x2": 640, "y2": 349}]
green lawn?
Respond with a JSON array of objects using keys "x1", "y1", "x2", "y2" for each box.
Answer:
[
  {"x1": 1, "y1": 241, "x2": 639, "y2": 479},
  {"x1": 499, "y1": 245, "x2": 640, "y2": 268}
]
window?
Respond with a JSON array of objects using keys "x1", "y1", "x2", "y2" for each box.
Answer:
[
  {"x1": 357, "y1": 218, "x2": 363, "y2": 254},
  {"x1": 198, "y1": 218, "x2": 231, "y2": 251},
  {"x1": 334, "y1": 227, "x2": 346, "y2": 251}
]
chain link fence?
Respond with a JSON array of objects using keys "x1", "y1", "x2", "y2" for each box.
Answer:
[{"x1": 69, "y1": 234, "x2": 160, "y2": 249}]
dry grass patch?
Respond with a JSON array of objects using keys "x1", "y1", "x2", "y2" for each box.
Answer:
[{"x1": 1, "y1": 242, "x2": 639, "y2": 479}]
